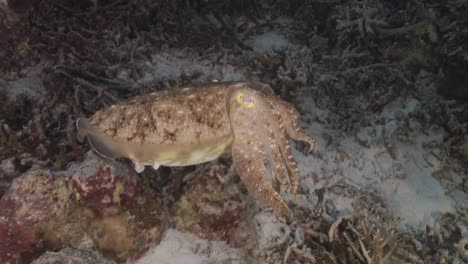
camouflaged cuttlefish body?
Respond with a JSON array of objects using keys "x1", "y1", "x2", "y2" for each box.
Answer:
[{"x1": 77, "y1": 82, "x2": 316, "y2": 218}]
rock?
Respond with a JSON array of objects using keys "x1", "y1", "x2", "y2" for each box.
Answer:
[
  {"x1": 0, "y1": 152, "x2": 165, "y2": 263},
  {"x1": 69, "y1": 152, "x2": 141, "y2": 205},
  {"x1": 173, "y1": 163, "x2": 248, "y2": 244},
  {"x1": 31, "y1": 248, "x2": 116, "y2": 264},
  {"x1": 0, "y1": 169, "x2": 71, "y2": 263}
]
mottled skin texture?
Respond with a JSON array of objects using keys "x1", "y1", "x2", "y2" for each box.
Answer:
[
  {"x1": 77, "y1": 82, "x2": 316, "y2": 218},
  {"x1": 90, "y1": 84, "x2": 231, "y2": 145}
]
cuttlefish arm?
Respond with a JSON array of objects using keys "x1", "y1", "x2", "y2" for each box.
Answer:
[
  {"x1": 232, "y1": 141, "x2": 292, "y2": 218},
  {"x1": 227, "y1": 86, "x2": 316, "y2": 218},
  {"x1": 275, "y1": 101, "x2": 317, "y2": 196}
]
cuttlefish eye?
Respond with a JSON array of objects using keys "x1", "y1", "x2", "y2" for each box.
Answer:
[{"x1": 237, "y1": 93, "x2": 256, "y2": 108}]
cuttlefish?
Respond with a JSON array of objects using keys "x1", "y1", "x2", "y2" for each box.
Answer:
[{"x1": 76, "y1": 82, "x2": 316, "y2": 218}]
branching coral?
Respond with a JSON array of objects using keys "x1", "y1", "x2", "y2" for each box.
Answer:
[
  {"x1": 327, "y1": 0, "x2": 439, "y2": 74},
  {"x1": 328, "y1": 211, "x2": 398, "y2": 264}
]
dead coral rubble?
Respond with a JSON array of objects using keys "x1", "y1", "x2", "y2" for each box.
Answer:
[
  {"x1": 328, "y1": 212, "x2": 398, "y2": 264},
  {"x1": 31, "y1": 248, "x2": 116, "y2": 264}
]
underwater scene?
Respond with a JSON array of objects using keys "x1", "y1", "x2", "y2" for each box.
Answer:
[{"x1": 0, "y1": 0, "x2": 467, "y2": 263}]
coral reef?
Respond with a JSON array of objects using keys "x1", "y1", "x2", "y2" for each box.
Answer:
[{"x1": 0, "y1": 0, "x2": 467, "y2": 263}]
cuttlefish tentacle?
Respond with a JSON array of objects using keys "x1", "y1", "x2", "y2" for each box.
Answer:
[
  {"x1": 277, "y1": 131, "x2": 301, "y2": 197},
  {"x1": 258, "y1": 113, "x2": 291, "y2": 195},
  {"x1": 278, "y1": 101, "x2": 317, "y2": 153},
  {"x1": 232, "y1": 142, "x2": 291, "y2": 218},
  {"x1": 265, "y1": 141, "x2": 291, "y2": 194},
  {"x1": 273, "y1": 101, "x2": 317, "y2": 196}
]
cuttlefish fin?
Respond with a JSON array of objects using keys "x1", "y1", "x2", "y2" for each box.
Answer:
[
  {"x1": 76, "y1": 118, "x2": 122, "y2": 160},
  {"x1": 76, "y1": 118, "x2": 89, "y2": 143}
]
